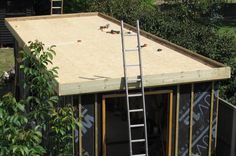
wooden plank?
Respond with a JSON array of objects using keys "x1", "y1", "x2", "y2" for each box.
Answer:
[
  {"x1": 189, "y1": 84, "x2": 194, "y2": 156},
  {"x1": 5, "y1": 12, "x2": 98, "y2": 22},
  {"x1": 175, "y1": 85, "x2": 180, "y2": 156},
  {"x1": 208, "y1": 82, "x2": 214, "y2": 156},
  {"x1": 58, "y1": 67, "x2": 230, "y2": 96},
  {"x1": 103, "y1": 90, "x2": 173, "y2": 98},
  {"x1": 168, "y1": 92, "x2": 173, "y2": 156},
  {"x1": 102, "y1": 97, "x2": 106, "y2": 156}
]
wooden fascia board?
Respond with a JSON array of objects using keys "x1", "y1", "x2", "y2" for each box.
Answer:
[
  {"x1": 58, "y1": 67, "x2": 231, "y2": 96},
  {"x1": 5, "y1": 12, "x2": 99, "y2": 22}
]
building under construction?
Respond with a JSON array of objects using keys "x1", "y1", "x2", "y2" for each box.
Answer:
[{"x1": 5, "y1": 13, "x2": 231, "y2": 156}]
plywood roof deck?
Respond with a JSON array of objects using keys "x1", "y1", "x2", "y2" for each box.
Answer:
[{"x1": 5, "y1": 12, "x2": 230, "y2": 95}]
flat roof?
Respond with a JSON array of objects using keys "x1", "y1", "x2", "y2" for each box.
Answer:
[{"x1": 5, "y1": 12, "x2": 230, "y2": 95}]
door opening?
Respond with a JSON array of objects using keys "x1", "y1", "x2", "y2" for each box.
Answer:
[{"x1": 102, "y1": 90, "x2": 173, "y2": 156}]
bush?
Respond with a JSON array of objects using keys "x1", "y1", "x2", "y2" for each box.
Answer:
[
  {"x1": 0, "y1": 94, "x2": 45, "y2": 156},
  {"x1": 1, "y1": 41, "x2": 81, "y2": 155}
]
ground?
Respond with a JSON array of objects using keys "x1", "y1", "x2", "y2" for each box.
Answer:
[{"x1": 0, "y1": 48, "x2": 14, "y2": 76}]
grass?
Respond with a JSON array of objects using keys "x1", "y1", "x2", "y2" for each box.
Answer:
[
  {"x1": 0, "y1": 48, "x2": 14, "y2": 76},
  {"x1": 0, "y1": 48, "x2": 14, "y2": 96},
  {"x1": 218, "y1": 19, "x2": 236, "y2": 40}
]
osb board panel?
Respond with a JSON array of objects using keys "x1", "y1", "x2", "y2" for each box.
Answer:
[
  {"x1": 5, "y1": 13, "x2": 230, "y2": 95},
  {"x1": 7, "y1": 15, "x2": 213, "y2": 83}
]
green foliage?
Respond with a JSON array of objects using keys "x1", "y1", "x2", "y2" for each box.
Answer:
[
  {"x1": 20, "y1": 40, "x2": 80, "y2": 155},
  {"x1": 20, "y1": 40, "x2": 59, "y2": 127},
  {"x1": 48, "y1": 105, "x2": 81, "y2": 156},
  {"x1": 1, "y1": 40, "x2": 81, "y2": 155},
  {"x1": 0, "y1": 94, "x2": 45, "y2": 156}
]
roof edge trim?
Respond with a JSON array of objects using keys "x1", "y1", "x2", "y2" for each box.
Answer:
[{"x1": 58, "y1": 67, "x2": 230, "y2": 96}]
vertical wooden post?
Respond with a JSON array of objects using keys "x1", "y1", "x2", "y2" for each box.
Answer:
[
  {"x1": 208, "y1": 82, "x2": 215, "y2": 156},
  {"x1": 189, "y1": 84, "x2": 194, "y2": 156},
  {"x1": 168, "y1": 92, "x2": 173, "y2": 156},
  {"x1": 13, "y1": 40, "x2": 18, "y2": 99},
  {"x1": 102, "y1": 96, "x2": 106, "y2": 156},
  {"x1": 175, "y1": 85, "x2": 180, "y2": 156}
]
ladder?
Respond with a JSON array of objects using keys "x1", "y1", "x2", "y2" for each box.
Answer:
[
  {"x1": 51, "y1": 0, "x2": 63, "y2": 15},
  {"x1": 121, "y1": 20, "x2": 149, "y2": 156}
]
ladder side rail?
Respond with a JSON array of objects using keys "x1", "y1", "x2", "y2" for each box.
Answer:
[
  {"x1": 50, "y1": 0, "x2": 53, "y2": 15},
  {"x1": 121, "y1": 20, "x2": 133, "y2": 156},
  {"x1": 136, "y1": 20, "x2": 149, "y2": 156},
  {"x1": 61, "y1": 0, "x2": 64, "y2": 14}
]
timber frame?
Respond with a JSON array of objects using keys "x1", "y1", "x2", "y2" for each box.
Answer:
[{"x1": 5, "y1": 12, "x2": 231, "y2": 96}]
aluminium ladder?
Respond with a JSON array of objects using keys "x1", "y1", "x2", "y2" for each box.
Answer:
[
  {"x1": 51, "y1": 0, "x2": 63, "y2": 15},
  {"x1": 121, "y1": 20, "x2": 149, "y2": 156}
]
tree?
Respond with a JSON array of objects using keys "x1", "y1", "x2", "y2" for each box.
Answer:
[
  {"x1": 21, "y1": 40, "x2": 80, "y2": 155},
  {"x1": 0, "y1": 94, "x2": 45, "y2": 156},
  {"x1": 0, "y1": 40, "x2": 81, "y2": 155}
]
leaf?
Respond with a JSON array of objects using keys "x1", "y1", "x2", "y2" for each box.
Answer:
[{"x1": 16, "y1": 103, "x2": 25, "y2": 112}]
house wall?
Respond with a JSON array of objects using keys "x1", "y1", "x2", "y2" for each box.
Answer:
[
  {"x1": 0, "y1": 0, "x2": 34, "y2": 46},
  {"x1": 59, "y1": 81, "x2": 218, "y2": 156}
]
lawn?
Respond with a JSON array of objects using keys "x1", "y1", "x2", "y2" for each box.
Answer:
[
  {"x1": 218, "y1": 19, "x2": 236, "y2": 40},
  {"x1": 0, "y1": 48, "x2": 14, "y2": 96},
  {"x1": 0, "y1": 48, "x2": 14, "y2": 76}
]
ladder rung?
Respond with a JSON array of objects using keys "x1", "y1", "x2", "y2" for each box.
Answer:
[
  {"x1": 52, "y1": 7, "x2": 62, "y2": 9},
  {"x1": 125, "y1": 48, "x2": 138, "y2": 52},
  {"x1": 131, "y1": 139, "x2": 145, "y2": 143},
  {"x1": 132, "y1": 154, "x2": 146, "y2": 156},
  {"x1": 130, "y1": 124, "x2": 144, "y2": 128},
  {"x1": 52, "y1": 0, "x2": 62, "y2": 2},
  {"x1": 129, "y1": 109, "x2": 143, "y2": 113},
  {"x1": 127, "y1": 78, "x2": 141, "y2": 83},
  {"x1": 124, "y1": 33, "x2": 137, "y2": 36},
  {"x1": 128, "y1": 93, "x2": 142, "y2": 97},
  {"x1": 126, "y1": 64, "x2": 140, "y2": 67}
]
